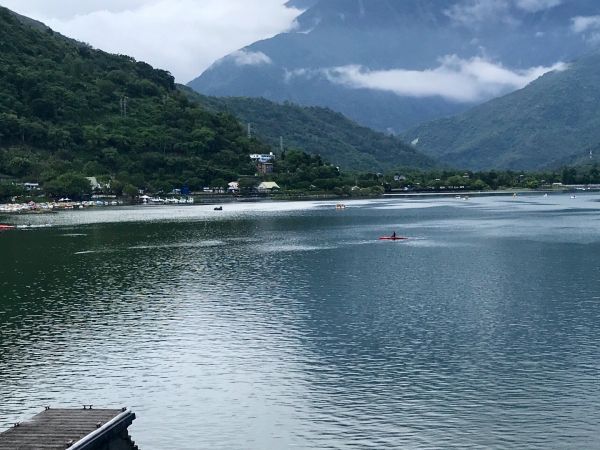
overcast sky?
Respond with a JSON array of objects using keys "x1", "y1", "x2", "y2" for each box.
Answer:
[{"x1": 0, "y1": 0, "x2": 301, "y2": 82}]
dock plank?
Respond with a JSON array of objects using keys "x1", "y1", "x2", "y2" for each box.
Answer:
[{"x1": 0, "y1": 408, "x2": 125, "y2": 450}]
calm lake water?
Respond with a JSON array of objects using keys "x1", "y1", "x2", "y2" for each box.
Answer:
[{"x1": 1, "y1": 194, "x2": 600, "y2": 449}]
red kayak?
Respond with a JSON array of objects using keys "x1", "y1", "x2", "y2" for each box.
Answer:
[
  {"x1": 379, "y1": 236, "x2": 408, "y2": 241},
  {"x1": 0, "y1": 224, "x2": 15, "y2": 231}
]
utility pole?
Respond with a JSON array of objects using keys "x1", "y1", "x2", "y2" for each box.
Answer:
[
  {"x1": 247, "y1": 123, "x2": 252, "y2": 139},
  {"x1": 120, "y1": 96, "x2": 129, "y2": 118}
]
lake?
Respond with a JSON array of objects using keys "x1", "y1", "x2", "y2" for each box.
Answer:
[{"x1": 1, "y1": 194, "x2": 600, "y2": 449}]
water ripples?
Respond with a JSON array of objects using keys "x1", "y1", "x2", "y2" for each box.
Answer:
[{"x1": 1, "y1": 195, "x2": 600, "y2": 448}]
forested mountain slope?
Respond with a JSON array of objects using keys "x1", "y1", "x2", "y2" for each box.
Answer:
[
  {"x1": 180, "y1": 88, "x2": 435, "y2": 172},
  {"x1": 0, "y1": 6, "x2": 269, "y2": 192},
  {"x1": 403, "y1": 51, "x2": 600, "y2": 170}
]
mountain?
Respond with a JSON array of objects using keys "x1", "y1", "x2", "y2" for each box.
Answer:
[
  {"x1": 179, "y1": 87, "x2": 435, "y2": 172},
  {"x1": 403, "y1": 50, "x2": 600, "y2": 170},
  {"x1": 189, "y1": 0, "x2": 600, "y2": 133},
  {"x1": 0, "y1": 6, "x2": 274, "y2": 193},
  {"x1": 9, "y1": 10, "x2": 52, "y2": 32},
  {"x1": 285, "y1": 0, "x2": 319, "y2": 9}
]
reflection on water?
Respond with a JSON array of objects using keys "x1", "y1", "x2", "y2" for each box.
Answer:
[{"x1": 1, "y1": 194, "x2": 600, "y2": 449}]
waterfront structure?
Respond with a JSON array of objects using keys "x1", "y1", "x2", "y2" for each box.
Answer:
[
  {"x1": 0, "y1": 407, "x2": 136, "y2": 450},
  {"x1": 257, "y1": 181, "x2": 280, "y2": 193},
  {"x1": 22, "y1": 182, "x2": 41, "y2": 191},
  {"x1": 228, "y1": 181, "x2": 240, "y2": 193}
]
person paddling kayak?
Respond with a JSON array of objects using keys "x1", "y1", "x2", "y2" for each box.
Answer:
[{"x1": 378, "y1": 232, "x2": 407, "y2": 241}]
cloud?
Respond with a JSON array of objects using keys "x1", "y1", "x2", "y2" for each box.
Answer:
[
  {"x1": 571, "y1": 15, "x2": 600, "y2": 33},
  {"x1": 571, "y1": 15, "x2": 600, "y2": 44},
  {"x1": 229, "y1": 50, "x2": 272, "y2": 67},
  {"x1": 312, "y1": 56, "x2": 567, "y2": 103},
  {"x1": 514, "y1": 0, "x2": 562, "y2": 12},
  {"x1": 445, "y1": 0, "x2": 563, "y2": 26},
  {"x1": 445, "y1": 0, "x2": 513, "y2": 27},
  {"x1": 0, "y1": 0, "x2": 300, "y2": 82},
  {"x1": 283, "y1": 68, "x2": 317, "y2": 83},
  {"x1": 0, "y1": 0, "x2": 150, "y2": 19}
]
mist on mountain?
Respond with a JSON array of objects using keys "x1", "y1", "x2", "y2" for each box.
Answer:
[{"x1": 189, "y1": 0, "x2": 600, "y2": 133}]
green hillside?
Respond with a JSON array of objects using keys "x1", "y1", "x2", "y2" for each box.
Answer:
[
  {"x1": 403, "y1": 51, "x2": 600, "y2": 170},
  {"x1": 180, "y1": 89, "x2": 435, "y2": 172},
  {"x1": 0, "y1": 6, "x2": 271, "y2": 194}
]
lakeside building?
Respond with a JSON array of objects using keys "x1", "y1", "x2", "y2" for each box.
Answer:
[
  {"x1": 86, "y1": 177, "x2": 110, "y2": 192},
  {"x1": 257, "y1": 162, "x2": 274, "y2": 175},
  {"x1": 249, "y1": 153, "x2": 275, "y2": 163},
  {"x1": 228, "y1": 181, "x2": 240, "y2": 193},
  {"x1": 22, "y1": 182, "x2": 40, "y2": 191},
  {"x1": 257, "y1": 181, "x2": 280, "y2": 193},
  {"x1": 250, "y1": 153, "x2": 276, "y2": 175}
]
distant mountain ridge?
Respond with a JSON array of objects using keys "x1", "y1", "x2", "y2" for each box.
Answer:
[
  {"x1": 285, "y1": 0, "x2": 319, "y2": 9},
  {"x1": 189, "y1": 0, "x2": 600, "y2": 133},
  {"x1": 403, "y1": 50, "x2": 600, "y2": 170},
  {"x1": 179, "y1": 87, "x2": 435, "y2": 172}
]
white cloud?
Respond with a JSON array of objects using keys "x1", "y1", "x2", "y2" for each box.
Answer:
[
  {"x1": 229, "y1": 50, "x2": 272, "y2": 67},
  {"x1": 283, "y1": 68, "x2": 317, "y2": 83},
  {"x1": 571, "y1": 15, "x2": 600, "y2": 33},
  {"x1": 571, "y1": 15, "x2": 600, "y2": 44},
  {"x1": 515, "y1": 0, "x2": 562, "y2": 12},
  {"x1": 446, "y1": 0, "x2": 563, "y2": 26},
  {"x1": 445, "y1": 0, "x2": 513, "y2": 27},
  {"x1": 0, "y1": 0, "x2": 300, "y2": 82},
  {"x1": 0, "y1": 0, "x2": 150, "y2": 19},
  {"x1": 316, "y1": 56, "x2": 567, "y2": 103}
]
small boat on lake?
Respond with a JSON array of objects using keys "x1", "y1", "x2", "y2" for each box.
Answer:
[
  {"x1": 379, "y1": 231, "x2": 408, "y2": 241},
  {"x1": 214, "y1": 206, "x2": 223, "y2": 211},
  {"x1": 0, "y1": 224, "x2": 15, "y2": 231}
]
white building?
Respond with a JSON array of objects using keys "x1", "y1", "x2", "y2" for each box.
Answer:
[
  {"x1": 257, "y1": 182, "x2": 280, "y2": 193},
  {"x1": 250, "y1": 152, "x2": 275, "y2": 163},
  {"x1": 228, "y1": 182, "x2": 239, "y2": 193},
  {"x1": 86, "y1": 177, "x2": 109, "y2": 191},
  {"x1": 23, "y1": 182, "x2": 40, "y2": 191}
]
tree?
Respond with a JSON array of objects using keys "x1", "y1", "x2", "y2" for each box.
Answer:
[
  {"x1": 44, "y1": 173, "x2": 91, "y2": 199},
  {"x1": 123, "y1": 184, "x2": 138, "y2": 199}
]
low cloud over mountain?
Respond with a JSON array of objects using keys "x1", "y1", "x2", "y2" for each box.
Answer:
[
  {"x1": 190, "y1": 0, "x2": 600, "y2": 133},
  {"x1": 290, "y1": 56, "x2": 567, "y2": 103}
]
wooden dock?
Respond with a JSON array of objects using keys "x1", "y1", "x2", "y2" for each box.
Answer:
[{"x1": 0, "y1": 407, "x2": 137, "y2": 450}]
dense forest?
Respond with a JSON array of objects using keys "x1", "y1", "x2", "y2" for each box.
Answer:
[{"x1": 0, "y1": 7, "x2": 272, "y2": 196}]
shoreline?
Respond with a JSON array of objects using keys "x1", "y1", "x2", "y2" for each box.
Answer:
[
  {"x1": 384, "y1": 187, "x2": 599, "y2": 199},
  {"x1": 1, "y1": 188, "x2": 597, "y2": 217}
]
